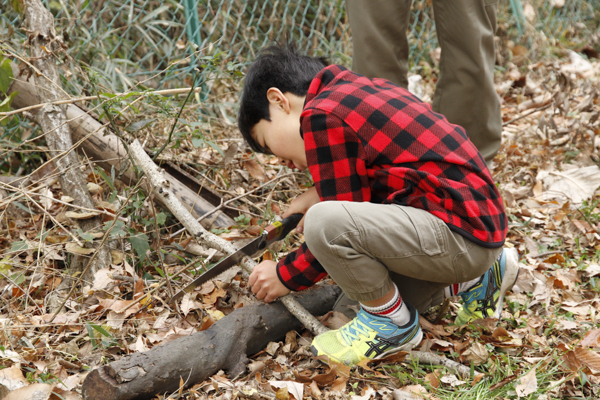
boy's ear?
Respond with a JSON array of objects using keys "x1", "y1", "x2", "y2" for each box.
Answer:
[{"x1": 266, "y1": 88, "x2": 291, "y2": 113}]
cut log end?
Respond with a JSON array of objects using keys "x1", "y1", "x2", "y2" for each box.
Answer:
[{"x1": 82, "y1": 367, "x2": 122, "y2": 400}]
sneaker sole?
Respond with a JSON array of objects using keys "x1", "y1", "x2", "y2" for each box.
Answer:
[{"x1": 493, "y1": 247, "x2": 520, "y2": 319}]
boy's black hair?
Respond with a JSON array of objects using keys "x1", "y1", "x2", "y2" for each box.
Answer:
[{"x1": 238, "y1": 43, "x2": 328, "y2": 153}]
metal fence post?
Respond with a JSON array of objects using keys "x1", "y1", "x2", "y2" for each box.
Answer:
[{"x1": 183, "y1": 0, "x2": 208, "y2": 102}]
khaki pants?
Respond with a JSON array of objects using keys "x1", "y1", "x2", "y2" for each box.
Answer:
[
  {"x1": 346, "y1": 0, "x2": 502, "y2": 166},
  {"x1": 304, "y1": 201, "x2": 502, "y2": 314}
]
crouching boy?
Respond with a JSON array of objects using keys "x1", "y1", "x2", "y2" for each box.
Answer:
[{"x1": 238, "y1": 44, "x2": 519, "y2": 366}]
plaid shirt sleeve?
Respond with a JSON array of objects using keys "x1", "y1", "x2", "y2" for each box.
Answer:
[
  {"x1": 276, "y1": 242, "x2": 328, "y2": 291},
  {"x1": 276, "y1": 110, "x2": 367, "y2": 291}
]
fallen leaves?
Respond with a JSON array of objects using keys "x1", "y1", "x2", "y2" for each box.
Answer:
[
  {"x1": 4, "y1": 383, "x2": 53, "y2": 400},
  {"x1": 64, "y1": 211, "x2": 100, "y2": 220},
  {"x1": 581, "y1": 328, "x2": 600, "y2": 349},
  {"x1": 573, "y1": 347, "x2": 600, "y2": 372},
  {"x1": 515, "y1": 368, "x2": 538, "y2": 398},
  {"x1": 0, "y1": 365, "x2": 29, "y2": 392},
  {"x1": 241, "y1": 159, "x2": 266, "y2": 182},
  {"x1": 64, "y1": 243, "x2": 95, "y2": 255},
  {"x1": 536, "y1": 165, "x2": 600, "y2": 205},
  {"x1": 461, "y1": 342, "x2": 489, "y2": 366},
  {"x1": 268, "y1": 380, "x2": 303, "y2": 400},
  {"x1": 97, "y1": 298, "x2": 141, "y2": 317}
]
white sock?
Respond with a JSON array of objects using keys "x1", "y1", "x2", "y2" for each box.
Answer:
[
  {"x1": 444, "y1": 277, "x2": 480, "y2": 298},
  {"x1": 361, "y1": 283, "x2": 411, "y2": 326}
]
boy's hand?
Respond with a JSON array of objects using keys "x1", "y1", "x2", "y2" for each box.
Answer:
[
  {"x1": 249, "y1": 260, "x2": 291, "y2": 303},
  {"x1": 283, "y1": 186, "x2": 320, "y2": 233}
]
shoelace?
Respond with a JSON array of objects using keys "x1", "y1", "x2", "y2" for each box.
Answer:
[{"x1": 339, "y1": 318, "x2": 371, "y2": 346}]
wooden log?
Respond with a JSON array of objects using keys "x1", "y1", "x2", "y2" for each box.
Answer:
[
  {"x1": 22, "y1": 0, "x2": 112, "y2": 278},
  {"x1": 81, "y1": 284, "x2": 342, "y2": 400},
  {"x1": 7, "y1": 63, "x2": 233, "y2": 229}
]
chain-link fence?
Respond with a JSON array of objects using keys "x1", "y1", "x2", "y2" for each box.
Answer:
[{"x1": 1, "y1": 0, "x2": 599, "y2": 93}]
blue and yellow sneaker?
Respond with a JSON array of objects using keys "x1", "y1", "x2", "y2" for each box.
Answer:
[
  {"x1": 455, "y1": 247, "x2": 519, "y2": 325},
  {"x1": 311, "y1": 302, "x2": 422, "y2": 366}
]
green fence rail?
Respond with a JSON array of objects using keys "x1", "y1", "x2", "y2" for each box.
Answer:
[{"x1": 1, "y1": 0, "x2": 599, "y2": 93}]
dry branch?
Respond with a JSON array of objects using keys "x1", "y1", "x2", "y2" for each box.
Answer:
[
  {"x1": 22, "y1": 0, "x2": 112, "y2": 279},
  {"x1": 128, "y1": 139, "x2": 329, "y2": 336},
  {"x1": 517, "y1": 92, "x2": 553, "y2": 111},
  {"x1": 7, "y1": 62, "x2": 234, "y2": 229},
  {"x1": 407, "y1": 351, "x2": 472, "y2": 379},
  {"x1": 81, "y1": 284, "x2": 342, "y2": 400},
  {"x1": 0, "y1": 87, "x2": 205, "y2": 120}
]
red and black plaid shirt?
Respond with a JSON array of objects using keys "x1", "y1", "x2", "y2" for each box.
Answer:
[{"x1": 276, "y1": 65, "x2": 507, "y2": 291}]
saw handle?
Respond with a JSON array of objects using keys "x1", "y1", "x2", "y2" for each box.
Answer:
[{"x1": 264, "y1": 213, "x2": 304, "y2": 242}]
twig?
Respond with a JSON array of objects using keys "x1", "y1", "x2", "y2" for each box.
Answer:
[
  {"x1": 0, "y1": 163, "x2": 70, "y2": 207},
  {"x1": 165, "y1": 369, "x2": 194, "y2": 399},
  {"x1": 89, "y1": 76, "x2": 140, "y2": 182},
  {"x1": 531, "y1": 250, "x2": 565, "y2": 259},
  {"x1": 0, "y1": 106, "x2": 111, "y2": 177},
  {"x1": 145, "y1": 180, "x2": 173, "y2": 298},
  {"x1": 0, "y1": 177, "x2": 55, "y2": 209},
  {"x1": 502, "y1": 103, "x2": 552, "y2": 127},
  {"x1": 0, "y1": 43, "x2": 71, "y2": 102},
  {"x1": 406, "y1": 351, "x2": 474, "y2": 379},
  {"x1": 15, "y1": 185, "x2": 85, "y2": 247},
  {"x1": 0, "y1": 182, "x2": 129, "y2": 222},
  {"x1": 0, "y1": 272, "x2": 44, "y2": 315},
  {"x1": 119, "y1": 258, "x2": 207, "y2": 314},
  {"x1": 0, "y1": 87, "x2": 207, "y2": 119},
  {"x1": 168, "y1": 171, "x2": 296, "y2": 239},
  {"x1": 26, "y1": 206, "x2": 48, "y2": 311},
  {"x1": 111, "y1": 274, "x2": 138, "y2": 284},
  {"x1": 152, "y1": 69, "x2": 201, "y2": 161}
]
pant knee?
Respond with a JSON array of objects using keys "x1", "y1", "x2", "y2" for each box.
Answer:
[{"x1": 304, "y1": 202, "x2": 355, "y2": 251}]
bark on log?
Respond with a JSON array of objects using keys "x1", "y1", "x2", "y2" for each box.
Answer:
[
  {"x1": 81, "y1": 284, "x2": 342, "y2": 400},
  {"x1": 7, "y1": 63, "x2": 234, "y2": 229},
  {"x1": 22, "y1": 0, "x2": 112, "y2": 278}
]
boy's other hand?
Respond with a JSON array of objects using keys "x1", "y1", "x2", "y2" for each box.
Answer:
[
  {"x1": 249, "y1": 260, "x2": 291, "y2": 303},
  {"x1": 283, "y1": 186, "x2": 320, "y2": 233}
]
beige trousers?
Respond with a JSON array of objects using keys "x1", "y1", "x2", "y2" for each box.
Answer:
[
  {"x1": 346, "y1": 0, "x2": 502, "y2": 166},
  {"x1": 304, "y1": 201, "x2": 502, "y2": 314}
]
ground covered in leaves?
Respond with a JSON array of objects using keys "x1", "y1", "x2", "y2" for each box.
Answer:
[{"x1": 1, "y1": 51, "x2": 600, "y2": 400}]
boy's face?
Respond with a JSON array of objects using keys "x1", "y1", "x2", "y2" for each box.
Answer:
[{"x1": 252, "y1": 89, "x2": 308, "y2": 171}]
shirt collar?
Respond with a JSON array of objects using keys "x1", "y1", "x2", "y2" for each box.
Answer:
[
  {"x1": 304, "y1": 64, "x2": 349, "y2": 106},
  {"x1": 300, "y1": 65, "x2": 349, "y2": 138}
]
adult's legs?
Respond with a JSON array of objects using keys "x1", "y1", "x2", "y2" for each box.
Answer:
[
  {"x1": 347, "y1": 0, "x2": 502, "y2": 166},
  {"x1": 346, "y1": 0, "x2": 412, "y2": 88},
  {"x1": 431, "y1": 0, "x2": 502, "y2": 166}
]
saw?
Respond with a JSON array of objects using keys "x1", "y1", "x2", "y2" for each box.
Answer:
[{"x1": 169, "y1": 213, "x2": 303, "y2": 304}]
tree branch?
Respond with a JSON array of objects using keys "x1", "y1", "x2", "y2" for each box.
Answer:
[{"x1": 22, "y1": 0, "x2": 112, "y2": 278}]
